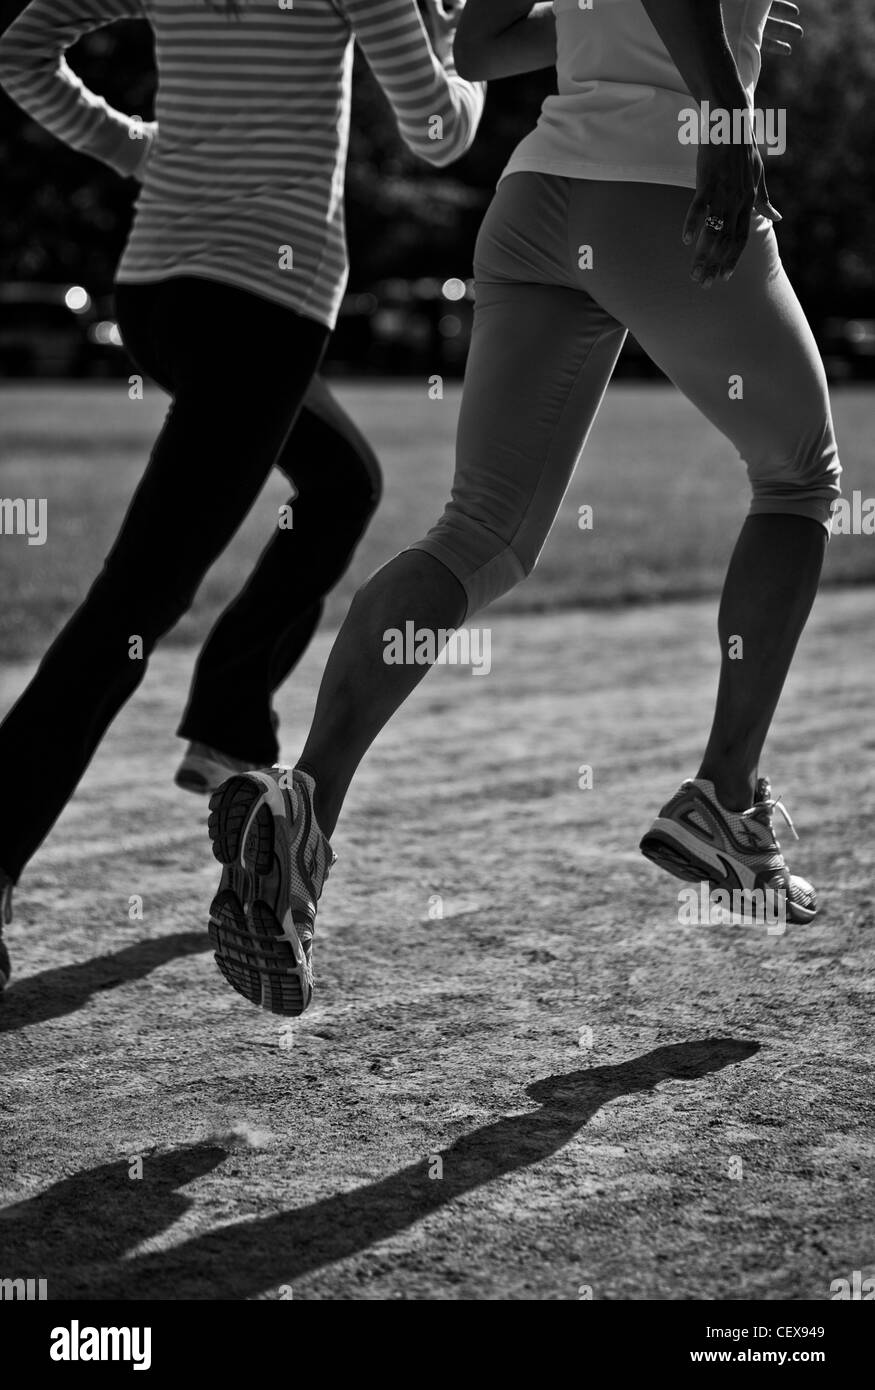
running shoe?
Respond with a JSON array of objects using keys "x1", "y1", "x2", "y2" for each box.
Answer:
[
  {"x1": 207, "y1": 767, "x2": 335, "y2": 1015},
  {"x1": 0, "y1": 870, "x2": 12, "y2": 992},
  {"x1": 175, "y1": 741, "x2": 253, "y2": 796},
  {"x1": 639, "y1": 776, "x2": 817, "y2": 923},
  {"x1": 175, "y1": 712, "x2": 281, "y2": 796}
]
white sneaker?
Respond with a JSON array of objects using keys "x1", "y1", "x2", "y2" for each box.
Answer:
[{"x1": 174, "y1": 741, "x2": 254, "y2": 796}]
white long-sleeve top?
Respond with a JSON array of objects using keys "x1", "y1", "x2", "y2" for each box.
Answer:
[{"x1": 0, "y1": 0, "x2": 485, "y2": 329}]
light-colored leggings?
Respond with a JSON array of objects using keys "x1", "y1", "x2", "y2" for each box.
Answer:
[{"x1": 410, "y1": 174, "x2": 841, "y2": 619}]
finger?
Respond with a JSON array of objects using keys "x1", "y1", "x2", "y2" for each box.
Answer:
[
  {"x1": 763, "y1": 15, "x2": 803, "y2": 45},
  {"x1": 701, "y1": 233, "x2": 737, "y2": 287},
  {"x1": 762, "y1": 37, "x2": 792, "y2": 56},
  {"x1": 690, "y1": 224, "x2": 724, "y2": 285},
  {"x1": 753, "y1": 176, "x2": 781, "y2": 224},
  {"x1": 683, "y1": 192, "x2": 709, "y2": 247},
  {"x1": 750, "y1": 157, "x2": 776, "y2": 219},
  {"x1": 763, "y1": 22, "x2": 803, "y2": 46},
  {"x1": 696, "y1": 206, "x2": 749, "y2": 286},
  {"x1": 718, "y1": 211, "x2": 753, "y2": 281}
]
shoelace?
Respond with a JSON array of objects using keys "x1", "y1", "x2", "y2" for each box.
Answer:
[{"x1": 742, "y1": 793, "x2": 799, "y2": 842}]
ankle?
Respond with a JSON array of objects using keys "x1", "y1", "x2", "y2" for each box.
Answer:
[
  {"x1": 294, "y1": 761, "x2": 338, "y2": 840},
  {"x1": 697, "y1": 767, "x2": 756, "y2": 813}
]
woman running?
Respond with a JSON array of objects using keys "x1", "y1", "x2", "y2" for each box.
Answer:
[
  {"x1": 200, "y1": 0, "x2": 841, "y2": 1018},
  {"x1": 0, "y1": 0, "x2": 484, "y2": 988}
]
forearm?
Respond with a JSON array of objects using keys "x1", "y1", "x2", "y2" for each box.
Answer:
[
  {"x1": 0, "y1": 0, "x2": 148, "y2": 178},
  {"x1": 344, "y1": 0, "x2": 485, "y2": 167},
  {"x1": 455, "y1": 1, "x2": 555, "y2": 81},
  {"x1": 639, "y1": 0, "x2": 746, "y2": 106}
]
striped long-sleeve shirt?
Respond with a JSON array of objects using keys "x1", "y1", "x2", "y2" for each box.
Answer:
[{"x1": 0, "y1": 0, "x2": 485, "y2": 329}]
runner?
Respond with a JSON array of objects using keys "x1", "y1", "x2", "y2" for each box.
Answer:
[
  {"x1": 203, "y1": 0, "x2": 840, "y2": 1016},
  {"x1": 0, "y1": 0, "x2": 484, "y2": 990}
]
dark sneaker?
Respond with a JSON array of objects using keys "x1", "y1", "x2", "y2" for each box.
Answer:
[
  {"x1": 207, "y1": 767, "x2": 335, "y2": 1016},
  {"x1": 640, "y1": 776, "x2": 816, "y2": 924}
]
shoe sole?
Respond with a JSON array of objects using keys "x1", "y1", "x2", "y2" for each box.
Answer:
[
  {"x1": 207, "y1": 773, "x2": 312, "y2": 1016},
  {"x1": 639, "y1": 822, "x2": 817, "y2": 925}
]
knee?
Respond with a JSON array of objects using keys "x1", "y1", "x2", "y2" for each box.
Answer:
[
  {"x1": 412, "y1": 505, "x2": 533, "y2": 618},
  {"x1": 94, "y1": 562, "x2": 196, "y2": 647},
  {"x1": 746, "y1": 419, "x2": 841, "y2": 533},
  {"x1": 305, "y1": 439, "x2": 383, "y2": 529}
]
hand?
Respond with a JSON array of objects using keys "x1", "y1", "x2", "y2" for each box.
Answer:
[
  {"x1": 131, "y1": 120, "x2": 158, "y2": 184},
  {"x1": 419, "y1": 0, "x2": 464, "y2": 68},
  {"x1": 683, "y1": 138, "x2": 780, "y2": 289},
  {"x1": 762, "y1": 1, "x2": 803, "y2": 58}
]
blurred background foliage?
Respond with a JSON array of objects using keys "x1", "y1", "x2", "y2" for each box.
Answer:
[{"x1": 0, "y1": 0, "x2": 872, "y2": 314}]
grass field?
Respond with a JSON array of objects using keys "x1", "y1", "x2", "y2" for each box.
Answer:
[
  {"x1": 1, "y1": 382, "x2": 874, "y2": 660},
  {"x1": 1, "y1": 384, "x2": 873, "y2": 1301}
]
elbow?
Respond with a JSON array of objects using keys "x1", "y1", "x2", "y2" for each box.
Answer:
[
  {"x1": 405, "y1": 122, "x2": 473, "y2": 169},
  {"x1": 0, "y1": 36, "x2": 24, "y2": 91},
  {"x1": 415, "y1": 141, "x2": 459, "y2": 170}
]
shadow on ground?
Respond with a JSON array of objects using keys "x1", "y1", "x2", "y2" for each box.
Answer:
[
  {"x1": 0, "y1": 1038, "x2": 759, "y2": 1299},
  {"x1": 0, "y1": 932, "x2": 211, "y2": 1034}
]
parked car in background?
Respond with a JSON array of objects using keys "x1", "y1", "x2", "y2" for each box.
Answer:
[{"x1": 0, "y1": 282, "x2": 125, "y2": 378}]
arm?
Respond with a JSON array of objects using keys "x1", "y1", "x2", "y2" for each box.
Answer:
[
  {"x1": 340, "y1": 0, "x2": 485, "y2": 168},
  {"x1": 639, "y1": 0, "x2": 780, "y2": 286},
  {"x1": 639, "y1": 0, "x2": 746, "y2": 106},
  {"x1": 454, "y1": 0, "x2": 555, "y2": 81},
  {"x1": 0, "y1": 0, "x2": 152, "y2": 180}
]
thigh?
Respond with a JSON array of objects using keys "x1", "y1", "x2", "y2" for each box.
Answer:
[
  {"x1": 574, "y1": 181, "x2": 839, "y2": 487},
  {"x1": 104, "y1": 279, "x2": 329, "y2": 586},
  {"x1": 115, "y1": 283, "x2": 173, "y2": 393},
  {"x1": 455, "y1": 170, "x2": 626, "y2": 572},
  {"x1": 453, "y1": 278, "x2": 626, "y2": 566},
  {"x1": 414, "y1": 174, "x2": 628, "y2": 612}
]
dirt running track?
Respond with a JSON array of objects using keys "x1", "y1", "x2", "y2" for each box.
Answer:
[{"x1": 0, "y1": 590, "x2": 873, "y2": 1301}]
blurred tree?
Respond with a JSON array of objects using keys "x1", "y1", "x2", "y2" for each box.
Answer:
[{"x1": 756, "y1": 0, "x2": 875, "y2": 316}]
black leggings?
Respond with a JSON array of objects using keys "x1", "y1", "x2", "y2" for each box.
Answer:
[{"x1": 0, "y1": 277, "x2": 382, "y2": 881}]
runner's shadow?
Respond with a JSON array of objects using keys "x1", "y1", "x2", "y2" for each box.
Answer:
[
  {"x1": 0, "y1": 1037, "x2": 759, "y2": 1298},
  {"x1": 0, "y1": 932, "x2": 211, "y2": 1034},
  {"x1": 0, "y1": 1144, "x2": 227, "y2": 1290}
]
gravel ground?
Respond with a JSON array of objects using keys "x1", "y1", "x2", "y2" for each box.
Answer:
[{"x1": 1, "y1": 589, "x2": 873, "y2": 1300}]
